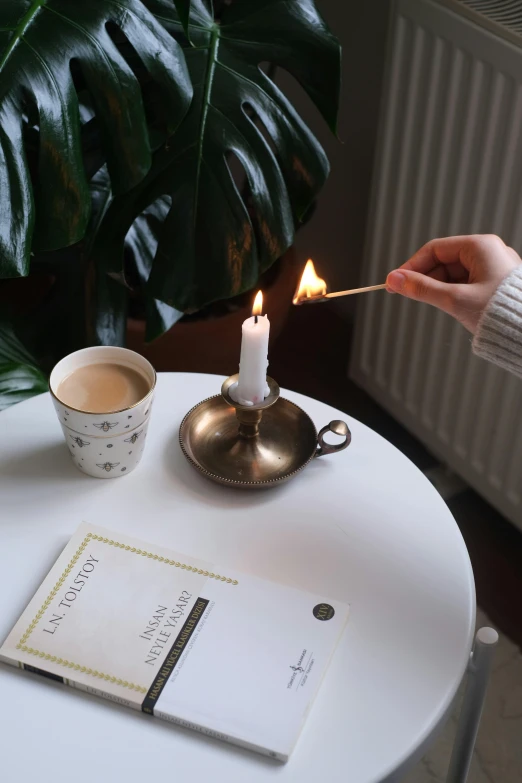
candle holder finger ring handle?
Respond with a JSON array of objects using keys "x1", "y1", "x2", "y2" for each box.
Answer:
[{"x1": 316, "y1": 420, "x2": 351, "y2": 457}]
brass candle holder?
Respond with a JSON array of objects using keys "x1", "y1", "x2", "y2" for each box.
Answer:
[{"x1": 179, "y1": 374, "x2": 351, "y2": 489}]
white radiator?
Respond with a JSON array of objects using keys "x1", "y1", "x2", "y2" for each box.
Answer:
[{"x1": 350, "y1": 0, "x2": 522, "y2": 531}]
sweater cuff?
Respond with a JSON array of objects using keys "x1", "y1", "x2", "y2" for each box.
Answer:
[{"x1": 473, "y1": 265, "x2": 522, "y2": 378}]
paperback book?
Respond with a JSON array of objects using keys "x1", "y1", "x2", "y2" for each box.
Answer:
[{"x1": 0, "y1": 523, "x2": 348, "y2": 761}]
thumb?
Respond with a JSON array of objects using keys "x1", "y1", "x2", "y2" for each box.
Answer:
[{"x1": 386, "y1": 269, "x2": 454, "y2": 313}]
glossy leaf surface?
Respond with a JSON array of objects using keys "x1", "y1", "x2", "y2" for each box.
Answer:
[
  {"x1": 0, "y1": 0, "x2": 192, "y2": 277},
  {"x1": 0, "y1": 321, "x2": 47, "y2": 409},
  {"x1": 94, "y1": 0, "x2": 341, "y2": 313}
]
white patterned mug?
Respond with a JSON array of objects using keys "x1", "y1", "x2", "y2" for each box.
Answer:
[{"x1": 49, "y1": 347, "x2": 156, "y2": 479}]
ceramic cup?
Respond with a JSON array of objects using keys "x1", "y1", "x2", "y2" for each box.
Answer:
[{"x1": 49, "y1": 346, "x2": 156, "y2": 479}]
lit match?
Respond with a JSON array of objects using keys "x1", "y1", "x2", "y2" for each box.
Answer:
[{"x1": 293, "y1": 259, "x2": 386, "y2": 305}]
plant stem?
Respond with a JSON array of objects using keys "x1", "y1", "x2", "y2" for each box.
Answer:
[
  {"x1": 0, "y1": 0, "x2": 47, "y2": 71},
  {"x1": 193, "y1": 23, "x2": 220, "y2": 230}
]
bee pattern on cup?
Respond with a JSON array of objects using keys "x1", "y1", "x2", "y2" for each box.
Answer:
[
  {"x1": 71, "y1": 436, "x2": 90, "y2": 448},
  {"x1": 93, "y1": 421, "x2": 118, "y2": 432},
  {"x1": 96, "y1": 462, "x2": 120, "y2": 473},
  {"x1": 124, "y1": 429, "x2": 143, "y2": 445}
]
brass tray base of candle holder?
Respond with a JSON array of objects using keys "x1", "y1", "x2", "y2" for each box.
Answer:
[{"x1": 179, "y1": 374, "x2": 351, "y2": 489}]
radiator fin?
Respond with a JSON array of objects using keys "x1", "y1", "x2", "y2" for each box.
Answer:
[{"x1": 460, "y1": 0, "x2": 522, "y2": 39}]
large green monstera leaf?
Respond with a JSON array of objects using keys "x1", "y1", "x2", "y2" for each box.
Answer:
[
  {"x1": 93, "y1": 0, "x2": 341, "y2": 320},
  {"x1": 0, "y1": 0, "x2": 192, "y2": 278}
]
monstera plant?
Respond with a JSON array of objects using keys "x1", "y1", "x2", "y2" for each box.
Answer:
[{"x1": 0, "y1": 0, "x2": 341, "y2": 409}]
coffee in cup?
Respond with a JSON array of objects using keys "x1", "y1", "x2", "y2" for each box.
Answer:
[{"x1": 49, "y1": 347, "x2": 156, "y2": 479}]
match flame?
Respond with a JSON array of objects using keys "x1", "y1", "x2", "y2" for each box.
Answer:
[
  {"x1": 252, "y1": 290, "x2": 263, "y2": 316},
  {"x1": 293, "y1": 259, "x2": 327, "y2": 304}
]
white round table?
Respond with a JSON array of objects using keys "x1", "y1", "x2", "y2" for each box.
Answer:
[{"x1": 0, "y1": 373, "x2": 475, "y2": 783}]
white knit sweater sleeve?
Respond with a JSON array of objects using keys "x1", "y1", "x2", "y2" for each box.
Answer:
[{"x1": 473, "y1": 265, "x2": 522, "y2": 378}]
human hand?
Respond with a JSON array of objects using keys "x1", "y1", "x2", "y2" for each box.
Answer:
[{"x1": 386, "y1": 235, "x2": 522, "y2": 334}]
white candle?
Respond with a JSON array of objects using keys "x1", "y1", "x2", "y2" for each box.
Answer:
[{"x1": 230, "y1": 291, "x2": 270, "y2": 406}]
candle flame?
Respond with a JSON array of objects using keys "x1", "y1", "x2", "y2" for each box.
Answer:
[
  {"x1": 293, "y1": 259, "x2": 327, "y2": 304},
  {"x1": 252, "y1": 290, "x2": 263, "y2": 316}
]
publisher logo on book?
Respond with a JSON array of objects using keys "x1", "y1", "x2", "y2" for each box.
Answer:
[
  {"x1": 287, "y1": 649, "x2": 315, "y2": 690},
  {"x1": 313, "y1": 603, "x2": 335, "y2": 621}
]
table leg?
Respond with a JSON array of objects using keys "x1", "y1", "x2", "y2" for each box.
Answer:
[{"x1": 446, "y1": 627, "x2": 498, "y2": 783}]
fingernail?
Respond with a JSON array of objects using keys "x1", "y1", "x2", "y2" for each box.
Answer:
[{"x1": 387, "y1": 271, "x2": 406, "y2": 292}]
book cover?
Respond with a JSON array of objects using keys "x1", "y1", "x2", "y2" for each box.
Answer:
[{"x1": 0, "y1": 523, "x2": 348, "y2": 761}]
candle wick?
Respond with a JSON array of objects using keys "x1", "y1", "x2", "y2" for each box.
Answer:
[{"x1": 255, "y1": 315, "x2": 258, "y2": 324}]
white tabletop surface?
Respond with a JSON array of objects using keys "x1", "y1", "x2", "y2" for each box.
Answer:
[{"x1": 0, "y1": 372, "x2": 475, "y2": 783}]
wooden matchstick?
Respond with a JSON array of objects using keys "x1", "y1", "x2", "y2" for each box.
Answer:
[
  {"x1": 325, "y1": 283, "x2": 387, "y2": 299},
  {"x1": 294, "y1": 283, "x2": 387, "y2": 305}
]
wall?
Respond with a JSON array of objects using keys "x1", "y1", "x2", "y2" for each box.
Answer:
[{"x1": 276, "y1": 0, "x2": 391, "y2": 304}]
